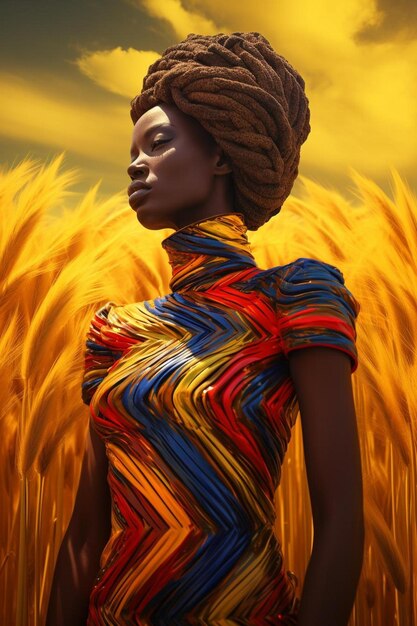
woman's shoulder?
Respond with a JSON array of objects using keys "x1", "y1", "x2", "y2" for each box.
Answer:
[
  {"x1": 91, "y1": 300, "x2": 143, "y2": 327},
  {"x1": 268, "y1": 256, "x2": 346, "y2": 284},
  {"x1": 263, "y1": 256, "x2": 360, "y2": 318},
  {"x1": 264, "y1": 258, "x2": 360, "y2": 371},
  {"x1": 86, "y1": 300, "x2": 145, "y2": 350}
]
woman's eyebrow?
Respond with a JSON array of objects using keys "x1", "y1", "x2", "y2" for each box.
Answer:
[{"x1": 130, "y1": 123, "x2": 174, "y2": 154}]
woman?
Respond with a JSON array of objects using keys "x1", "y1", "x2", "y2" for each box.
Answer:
[{"x1": 47, "y1": 32, "x2": 364, "y2": 626}]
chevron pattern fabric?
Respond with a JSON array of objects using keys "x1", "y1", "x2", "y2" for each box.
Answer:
[{"x1": 81, "y1": 212, "x2": 360, "y2": 625}]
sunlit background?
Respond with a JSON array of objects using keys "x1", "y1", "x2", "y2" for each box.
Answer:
[
  {"x1": 1, "y1": 2, "x2": 416, "y2": 625},
  {"x1": 1, "y1": 0, "x2": 416, "y2": 207}
]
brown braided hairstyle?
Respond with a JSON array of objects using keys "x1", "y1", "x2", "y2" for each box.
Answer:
[{"x1": 130, "y1": 31, "x2": 310, "y2": 231}]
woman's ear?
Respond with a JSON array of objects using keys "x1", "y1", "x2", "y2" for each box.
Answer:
[{"x1": 214, "y1": 149, "x2": 232, "y2": 175}]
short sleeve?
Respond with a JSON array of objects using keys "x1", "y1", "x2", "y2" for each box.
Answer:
[
  {"x1": 276, "y1": 258, "x2": 361, "y2": 372},
  {"x1": 81, "y1": 301, "x2": 125, "y2": 405}
]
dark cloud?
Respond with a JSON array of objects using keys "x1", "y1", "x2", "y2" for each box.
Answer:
[
  {"x1": 354, "y1": 0, "x2": 417, "y2": 43},
  {"x1": 0, "y1": 0, "x2": 169, "y2": 72}
]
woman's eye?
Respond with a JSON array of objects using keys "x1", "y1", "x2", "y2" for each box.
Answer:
[
  {"x1": 151, "y1": 138, "x2": 168, "y2": 150},
  {"x1": 130, "y1": 138, "x2": 169, "y2": 161}
]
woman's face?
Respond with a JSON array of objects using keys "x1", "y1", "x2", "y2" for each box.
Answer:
[{"x1": 127, "y1": 102, "x2": 233, "y2": 230}]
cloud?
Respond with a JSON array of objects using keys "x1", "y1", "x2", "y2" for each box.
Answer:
[
  {"x1": 124, "y1": 0, "x2": 417, "y2": 176},
  {"x1": 127, "y1": 0, "x2": 222, "y2": 39},
  {"x1": 354, "y1": 0, "x2": 417, "y2": 43},
  {"x1": 73, "y1": 47, "x2": 161, "y2": 98},
  {"x1": 259, "y1": 0, "x2": 417, "y2": 175},
  {"x1": 0, "y1": 70, "x2": 130, "y2": 166},
  {"x1": 3, "y1": 0, "x2": 415, "y2": 196}
]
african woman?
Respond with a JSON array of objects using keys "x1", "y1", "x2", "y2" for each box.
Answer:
[{"x1": 47, "y1": 31, "x2": 364, "y2": 626}]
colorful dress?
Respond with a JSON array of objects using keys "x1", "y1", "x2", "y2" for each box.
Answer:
[{"x1": 81, "y1": 212, "x2": 360, "y2": 626}]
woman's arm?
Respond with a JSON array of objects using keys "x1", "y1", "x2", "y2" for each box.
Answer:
[
  {"x1": 288, "y1": 346, "x2": 364, "y2": 626},
  {"x1": 46, "y1": 421, "x2": 112, "y2": 626}
]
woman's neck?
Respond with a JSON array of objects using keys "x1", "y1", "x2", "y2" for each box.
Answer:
[{"x1": 161, "y1": 212, "x2": 258, "y2": 292}]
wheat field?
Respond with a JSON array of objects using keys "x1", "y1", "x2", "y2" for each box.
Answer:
[{"x1": 0, "y1": 153, "x2": 415, "y2": 625}]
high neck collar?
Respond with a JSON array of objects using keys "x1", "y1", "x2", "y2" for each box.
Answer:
[{"x1": 161, "y1": 212, "x2": 258, "y2": 292}]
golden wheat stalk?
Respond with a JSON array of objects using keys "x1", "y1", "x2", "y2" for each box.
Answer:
[
  {"x1": 365, "y1": 492, "x2": 407, "y2": 593},
  {"x1": 1, "y1": 155, "x2": 416, "y2": 625}
]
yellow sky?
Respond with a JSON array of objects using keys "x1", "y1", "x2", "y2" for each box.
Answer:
[{"x1": 1, "y1": 0, "x2": 416, "y2": 203}]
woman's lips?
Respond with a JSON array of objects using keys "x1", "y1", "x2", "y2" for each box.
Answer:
[{"x1": 128, "y1": 187, "x2": 152, "y2": 209}]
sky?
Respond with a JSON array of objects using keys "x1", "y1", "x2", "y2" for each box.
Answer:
[{"x1": 1, "y1": 0, "x2": 416, "y2": 208}]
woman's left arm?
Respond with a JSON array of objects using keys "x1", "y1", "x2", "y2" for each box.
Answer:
[{"x1": 288, "y1": 346, "x2": 365, "y2": 626}]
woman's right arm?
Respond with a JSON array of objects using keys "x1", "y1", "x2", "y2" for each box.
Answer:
[{"x1": 46, "y1": 421, "x2": 112, "y2": 626}]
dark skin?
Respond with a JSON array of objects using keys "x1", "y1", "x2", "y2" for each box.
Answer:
[
  {"x1": 46, "y1": 423, "x2": 112, "y2": 625},
  {"x1": 47, "y1": 102, "x2": 364, "y2": 625},
  {"x1": 127, "y1": 102, "x2": 235, "y2": 230},
  {"x1": 289, "y1": 348, "x2": 364, "y2": 626}
]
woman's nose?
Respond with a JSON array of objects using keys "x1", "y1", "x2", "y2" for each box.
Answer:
[{"x1": 127, "y1": 159, "x2": 148, "y2": 179}]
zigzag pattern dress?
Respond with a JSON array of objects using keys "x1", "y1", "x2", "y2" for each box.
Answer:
[{"x1": 81, "y1": 212, "x2": 360, "y2": 626}]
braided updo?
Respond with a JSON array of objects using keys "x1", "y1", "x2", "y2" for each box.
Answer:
[{"x1": 130, "y1": 32, "x2": 310, "y2": 231}]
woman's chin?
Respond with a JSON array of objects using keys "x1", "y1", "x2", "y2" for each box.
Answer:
[{"x1": 134, "y1": 207, "x2": 172, "y2": 231}]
